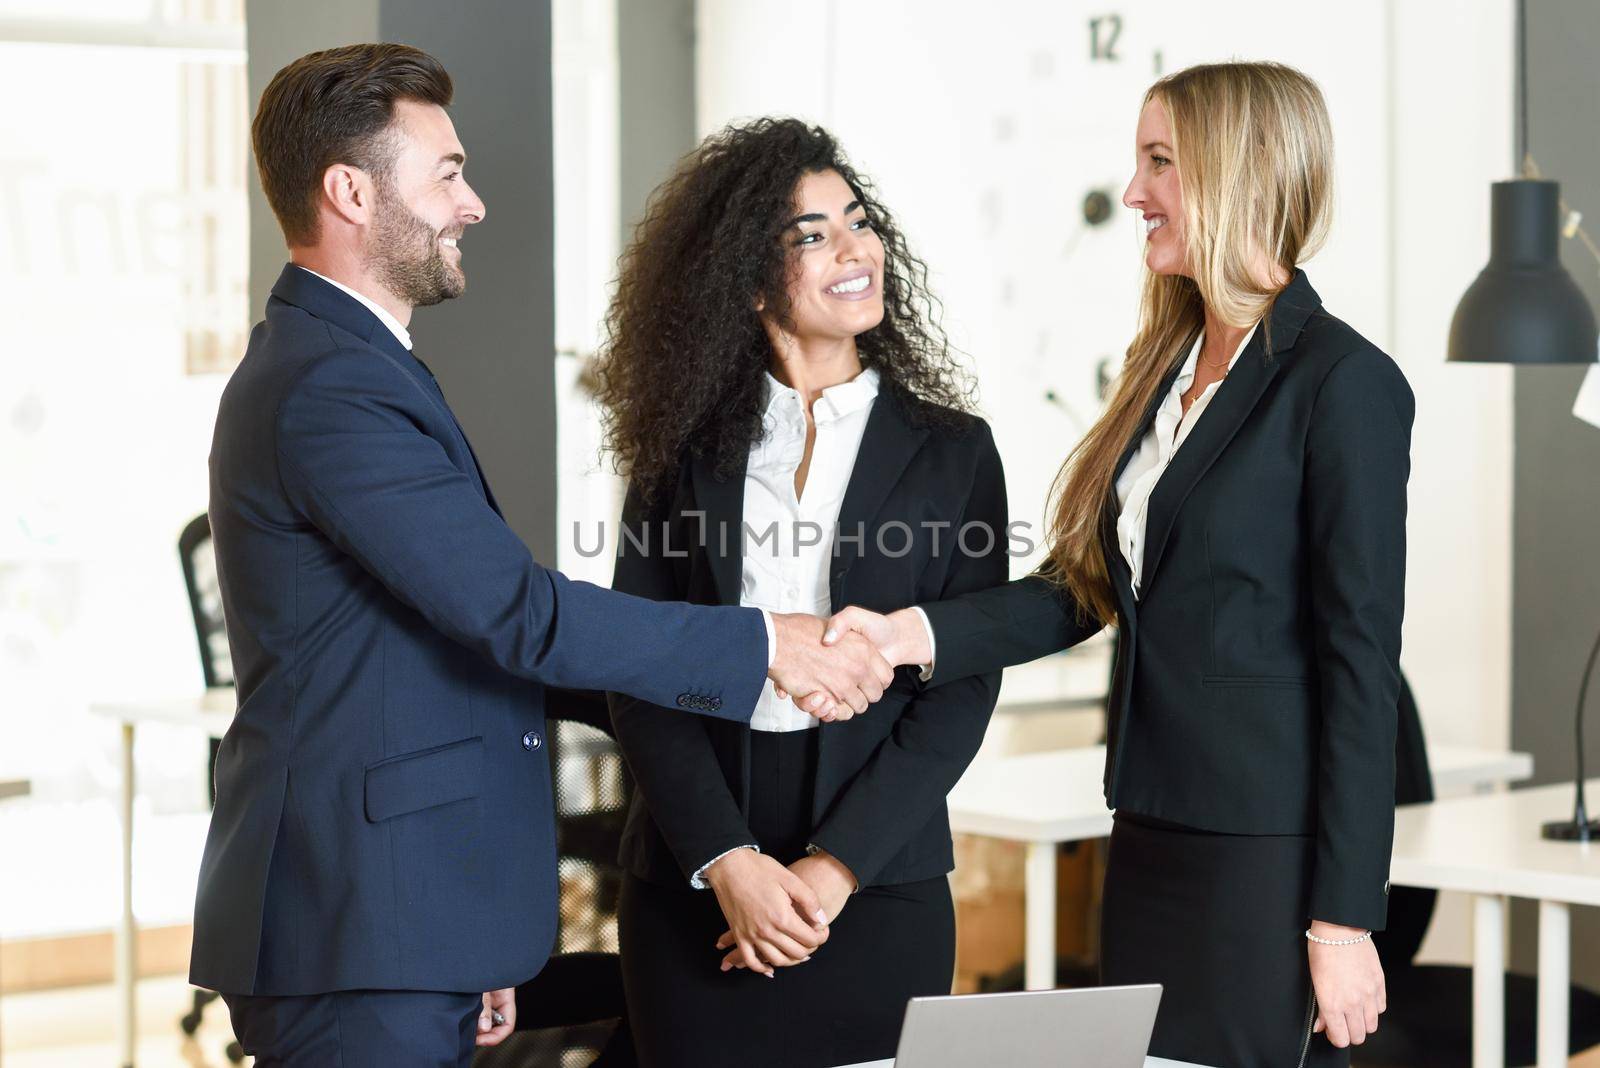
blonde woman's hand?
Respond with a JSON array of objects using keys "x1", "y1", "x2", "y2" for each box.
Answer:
[
  {"x1": 1307, "y1": 921, "x2": 1386, "y2": 1048},
  {"x1": 821, "y1": 606, "x2": 930, "y2": 669}
]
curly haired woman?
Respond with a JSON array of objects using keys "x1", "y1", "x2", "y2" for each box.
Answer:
[{"x1": 591, "y1": 117, "x2": 1007, "y2": 1067}]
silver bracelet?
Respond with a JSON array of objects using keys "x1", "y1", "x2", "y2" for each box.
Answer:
[{"x1": 1305, "y1": 928, "x2": 1372, "y2": 946}]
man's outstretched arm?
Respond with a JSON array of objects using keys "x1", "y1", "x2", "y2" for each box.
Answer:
[{"x1": 275, "y1": 350, "x2": 888, "y2": 719}]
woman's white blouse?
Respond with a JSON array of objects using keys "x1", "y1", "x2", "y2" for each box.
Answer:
[
  {"x1": 1113, "y1": 325, "x2": 1258, "y2": 600},
  {"x1": 741, "y1": 367, "x2": 881, "y2": 732}
]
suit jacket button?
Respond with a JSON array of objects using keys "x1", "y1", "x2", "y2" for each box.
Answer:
[
  {"x1": 708, "y1": 697, "x2": 723, "y2": 711},
  {"x1": 676, "y1": 694, "x2": 692, "y2": 709},
  {"x1": 522, "y1": 730, "x2": 542, "y2": 751}
]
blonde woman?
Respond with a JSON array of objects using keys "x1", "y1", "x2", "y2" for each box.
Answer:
[{"x1": 821, "y1": 62, "x2": 1412, "y2": 1067}]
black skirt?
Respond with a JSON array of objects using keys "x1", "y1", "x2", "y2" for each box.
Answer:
[
  {"x1": 618, "y1": 728, "x2": 955, "y2": 1068},
  {"x1": 1101, "y1": 812, "x2": 1351, "y2": 1068}
]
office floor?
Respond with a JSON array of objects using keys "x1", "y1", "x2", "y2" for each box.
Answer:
[{"x1": 0, "y1": 975, "x2": 249, "y2": 1067}]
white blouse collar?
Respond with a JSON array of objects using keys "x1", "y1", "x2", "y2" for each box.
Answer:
[{"x1": 762, "y1": 365, "x2": 881, "y2": 425}]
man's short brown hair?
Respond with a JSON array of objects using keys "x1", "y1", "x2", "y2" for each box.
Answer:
[{"x1": 252, "y1": 43, "x2": 453, "y2": 246}]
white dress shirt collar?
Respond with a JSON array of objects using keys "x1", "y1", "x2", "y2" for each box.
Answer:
[
  {"x1": 762, "y1": 366, "x2": 881, "y2": 425},
  {"x1": 295, "y1": 265, "x2": 413, "y2": 351}
]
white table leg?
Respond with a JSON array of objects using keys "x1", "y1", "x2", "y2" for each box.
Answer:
[
  {"x1": 116, "y1": 721, "x2": 136, "y2": 1068},
  {"x1": 1024, "y1": 841, "x2": 1056, "y2": 990},
  {"x1": 1472, "y1": 893, "x2": 1505, "y2": 1068},
  {"x1": 1537, "y1": 899, "x2": 1570, "y2": 1068}
]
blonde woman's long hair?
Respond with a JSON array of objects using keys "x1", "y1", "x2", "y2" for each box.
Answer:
[{"x1": 1043, "y1": 60, "x2": 1334, "y2": 628}]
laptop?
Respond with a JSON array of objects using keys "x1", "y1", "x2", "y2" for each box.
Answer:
[{"x1": 881, "y1": 984, "x2": 1164, "y2": 1068}]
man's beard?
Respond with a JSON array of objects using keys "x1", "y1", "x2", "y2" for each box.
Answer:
[{"x1": 367, "y1": 189, "x2": 464, "y2": 308}]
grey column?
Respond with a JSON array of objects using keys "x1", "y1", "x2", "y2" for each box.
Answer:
[
  {"x1": 618, "y1": 0, "x2": 697, "y2": 232},
  {"x1": 244, "y1": 0, "x2": 556, "y2": 561},
  {"x1": 1513, "y1": 0, "x2": 1600, "y2": 989}
]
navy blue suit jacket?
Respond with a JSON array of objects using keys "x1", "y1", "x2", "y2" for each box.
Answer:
[{"x1": 190, "y1": 265, "x2": 767, "y2": 996}]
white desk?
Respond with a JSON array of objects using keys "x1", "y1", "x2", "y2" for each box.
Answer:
[
  {"x1": 92, "y1": 687, "x2": 1538, "y2": 1068},
  {"x1": 91, "y1": 688, "x2": 237, "y2": 1068},
  {"x1": 1390, "y1": 778, "x2": 1600, "y2": 1068},
  {"x1": 947, "y1": 744, "x2": 1535, "y2": 992},
  {"x1": 990, "y1": 642, "x2": 1112, "y2": 714}
]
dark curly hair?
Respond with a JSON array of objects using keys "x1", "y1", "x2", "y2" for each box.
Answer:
[{"x1": 591, "y1": 117, "x2": 977, "y2": 502}]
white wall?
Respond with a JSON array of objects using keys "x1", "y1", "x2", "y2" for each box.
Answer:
[
  {"x1": 695, "y1": 0, "x2": 1515, "y2": 754},
  {"x1": 1390, "y1": 0, "x2": 1515, "y2": 752},
  {"x1": 553, "y1": 0, "x2": 626, "y2": 584},
  {"x1": 0, "y1": 39, "x2": 242, "y2": 803}
]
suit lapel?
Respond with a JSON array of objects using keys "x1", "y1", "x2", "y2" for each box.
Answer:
[
  {"x1": 271, "y1": 266, "x2": 503, "y2": 517},
  {"x1": 831, "y1": 391, "x2": 929, "y2": 611},
  {"x1": 690, "y1": 449, "x2": 748, "y2": 607},
  {"x1": 1115, "y1": 357, "x2": 1189, "y2": 486},
  {"x1": 1137, "y1": 270, "x2": 1322, "y2": 595}
]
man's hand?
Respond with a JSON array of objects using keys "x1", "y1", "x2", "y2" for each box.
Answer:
[
  {"x1": 1307, "y1": 921, "x2": 1386, "y2": 1048},
  {"x1": 475, "y1": 987, "x2": 515, "y2": 1046},
  {"x1": 821, "y1": 606, "x2": 929, "y2": 670},
  {"x1": 716, "y1": 850, "x2": 857, "y2": 970},
  {"x1": 768, "y1": 612, "x2": 894, "y2": 721},
  {"x1": 703, "y1": 847, "x2": 829, "y2": 976}
]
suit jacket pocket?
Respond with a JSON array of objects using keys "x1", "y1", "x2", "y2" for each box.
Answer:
[
  {"x1": 1201, "y1": 674, "x2": 1313, "y2": 688},
  {"x1": 364, "y1": 736, "x2": 484, "y2": 822},
  {"x1": 1201, "y1": 682, "x2": 1318, "y2": 833}
]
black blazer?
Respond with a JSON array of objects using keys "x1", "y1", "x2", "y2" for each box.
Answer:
[
  {"x1": 920, "y1": 271, "x2": 1413, "y2": 932},
  {"x1": 609, "y1": 388, "x2": 1008, "y2": 889}
]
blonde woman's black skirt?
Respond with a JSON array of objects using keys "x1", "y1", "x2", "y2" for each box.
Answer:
[{"x1": 1102, "y1": 811, "x2": 1353, "y2": 1068}]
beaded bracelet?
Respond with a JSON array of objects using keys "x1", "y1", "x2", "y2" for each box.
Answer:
[{"x1": 1305, "y1": 928, "x2": 1373, "y2": 946}]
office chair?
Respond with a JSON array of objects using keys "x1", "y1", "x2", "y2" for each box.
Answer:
[
  {"x1": 473, "y1": 687, "x2": 636, "y2": 1068},
  {"x1": 175, "y1": 513, "x2": 245, "y2": 1064},
  {"x1": 1354, "y1": 676, "x2": 1600, "y2": 1067}
]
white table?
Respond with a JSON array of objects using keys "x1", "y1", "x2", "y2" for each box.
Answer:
[
  {"x1": 1389, "y1": 777, "x2": 1600, "y2": 1068},
  {"x1": 947, "y1": 743, "x2": 1535, "y2": 992},
  {"x1": 990, "y1": 642, "x2": 1113, "y2": 714},
  {"x1": 92, "y1": 688, "x2": 237, "y2": 1068}
]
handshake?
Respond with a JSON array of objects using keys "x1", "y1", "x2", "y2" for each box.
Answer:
[{"x1": 765, "y1": 607, "x2": 933, "y2": 722}]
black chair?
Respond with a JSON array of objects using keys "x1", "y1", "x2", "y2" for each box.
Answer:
[
  {"x1": 175, "y1": 513, "x2": 245, "y2": 1063},
  {"x1": 1354, "y1": 676, "x2": 1600, "y2": 1067},
  {"x1": 473, "y1": 687, "x2": 636, "y2": 1067}
]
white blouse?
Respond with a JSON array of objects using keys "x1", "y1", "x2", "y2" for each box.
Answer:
[
  {"x1": 686, "y1": 366, "x2": 883, "y2": 889},
  {"x1": 740, "y1": 366, "x2": 881, "y2": 732},
  {"x1": 1113, "y1": 325, "x2": 1258, "y2": 599}
]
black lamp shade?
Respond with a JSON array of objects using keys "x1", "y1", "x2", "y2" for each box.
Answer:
[{"x1": 1448, "y1": 179, "x2": 1598, "y2": 364}]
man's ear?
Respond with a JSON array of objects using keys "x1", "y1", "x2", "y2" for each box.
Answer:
[{"x1": 320, "y1": 163, "x2": 374, "y2": 228}]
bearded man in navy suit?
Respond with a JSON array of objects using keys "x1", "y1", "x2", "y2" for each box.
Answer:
[{"x1": 192, "y1": 43, "x2": 891, "y2": 1067}]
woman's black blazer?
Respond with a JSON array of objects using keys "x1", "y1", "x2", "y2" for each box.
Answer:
[
  {"x1": 920, "y1": 271, "x2": 1413, "y2": 932},
  {"x1": 608, "y1": 388, "x2": 1008, "y2": 889}
]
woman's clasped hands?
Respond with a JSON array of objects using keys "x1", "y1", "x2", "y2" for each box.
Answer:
[{"x1": 703, "y1": 847, "x2": 858, "y2": 977}]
